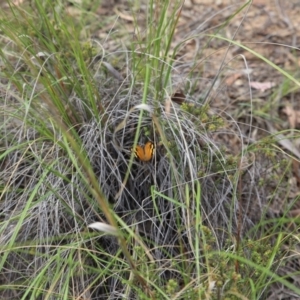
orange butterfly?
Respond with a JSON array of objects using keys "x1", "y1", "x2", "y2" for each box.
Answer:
[{"x1": 133, "y1": 141, "x2": 154, "y2": 162}]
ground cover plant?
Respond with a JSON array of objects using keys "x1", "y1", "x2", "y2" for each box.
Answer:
[{"x1": 1, "y1": 0, "x2": 300, "y2": 299}]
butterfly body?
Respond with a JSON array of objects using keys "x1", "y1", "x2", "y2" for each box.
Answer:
[{"x1": 133, "y1": 141, "x2": 154, "y2": 162}]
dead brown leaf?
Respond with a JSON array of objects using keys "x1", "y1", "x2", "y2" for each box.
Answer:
[
  {"x1": 171, "y1": 89, "x2": 186, "y2": 105},
  {"x1": 249, "y1": 81, "x2": 276, "y2": 92},
  {"x1": 225, "y1": 73, "x2": 243, "y2": 86},
  {"x1": 282, "y1": 106, "x2": 300, "y2": 129}
]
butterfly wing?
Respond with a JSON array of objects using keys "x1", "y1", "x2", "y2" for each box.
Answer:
[
  {"x1": 143, "y1": 141, "x2": 154, "y2": 161},
  {"x1": 134, "y1": 145, "x2": 143, "y2": 160}
]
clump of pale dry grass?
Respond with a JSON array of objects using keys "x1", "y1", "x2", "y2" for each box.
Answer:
[{"x1": 0, "y1": 57, "x2": 273, "y2": 298}]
